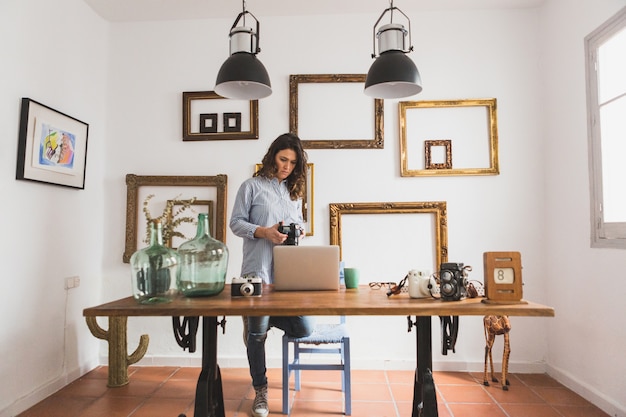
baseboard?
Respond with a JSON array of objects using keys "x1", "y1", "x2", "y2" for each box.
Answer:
[
  {"x1": 0, "y1": 360, "x2": 98, "y2": 417},
  {"x1": 547, "y1": 364, "x2": 625, "y2": 417},
  {"x1": 109, "y1": 354, "x2": 547, "y2": 374}
]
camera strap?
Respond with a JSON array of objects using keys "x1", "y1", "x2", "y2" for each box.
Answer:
[{"x1": 439, "y1": 315, "x2": 459, "y2": 355}]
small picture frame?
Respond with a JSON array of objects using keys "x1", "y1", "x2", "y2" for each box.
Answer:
[
  {"x1": 424, "y1": 140, "x2": 452, "y2": 169},
  {"x1": 223, "y1": 113, "x2": 242, "y2": 132},
  {"x1": 166, "y1": 199, "x2": 214, "y2": 249},
  {"x1": 16, "y1": 98, "x2": 89, "y2": 189},
  {"x1": 199, "y1": 113, "x2": 218, "y2": 133}
]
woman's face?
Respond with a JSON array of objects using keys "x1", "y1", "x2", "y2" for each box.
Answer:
[{"x1": 274, "y1": 148, "x2": 297, "y2": 181}]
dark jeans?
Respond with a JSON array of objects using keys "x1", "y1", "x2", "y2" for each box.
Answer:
[{"x1": 246, "y1": 315, "x2": 315, "y2": 387}]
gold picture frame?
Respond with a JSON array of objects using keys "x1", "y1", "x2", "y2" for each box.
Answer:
[
  {"x1": 255, "y1": 163, "x2": 315, "y2": 236},
  {"x1": 182, "y1": 91, "x2": 258, "y2": 141},
  {"x1": 329, "y1": 202, "x2": 448, "y2": 274},
  {"x1": 123, "y1": 174, "x2": 227, "y2": 263},
  {"x1": 289, "y1": 74, "x2": 384, "y2": 149},
  {"x1": 400, "y1": 98, "x2": 499, "y2": 176}
]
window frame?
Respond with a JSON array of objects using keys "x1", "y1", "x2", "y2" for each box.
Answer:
[{"x1": 585, "y1": 6, "x2": 626, "y2": 249}]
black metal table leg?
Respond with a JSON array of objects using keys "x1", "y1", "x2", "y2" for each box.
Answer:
[
  {"x1": 412, "y1": 316, "x2": 438, "y2": 417},
  {"x1": 193, "y1": 316, "x2": 225, "y2": 417}
]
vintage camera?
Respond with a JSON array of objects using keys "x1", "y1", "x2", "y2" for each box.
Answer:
[
  {"x1": 231, "y1": 276, "x2": 263, "y2": 297},
  {"x1": 278, "y1": 222, "x2": 301, "y2": 246},
  {"x1": 438, "y1": 262, "x2": 470, "y2": 301},
  {"x1": 408, "y1": 269, "x2": 439, "y2": 298}
]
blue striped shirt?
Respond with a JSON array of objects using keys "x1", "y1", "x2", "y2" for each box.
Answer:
[{"x1": 229, "y1": 176, "x2": 303, "y2": 283}]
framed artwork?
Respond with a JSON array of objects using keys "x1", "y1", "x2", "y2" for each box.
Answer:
[
  {"x1": 182, "y1": 91, "x2": 258, "y2": 141},
  {"x1": 166, "y1": 199, "x2": 214, "y2": 249},
  {"x1": 289, "y1": 74, "x2": 384, "y2": 149},
  {"x1": 329, "y1": 202, "x2": 448, "y2": 282},
  {"x1": 255, "y1": 163, "x2": 315, "y2": 236},
  {"x1": 16, "y1": 98, "x2": 89, "y2": 189},
  {"x1": 399, "y1": 98, "x2": 499, "y2": 176},
  {"x1": 123, "y1": 174, "x2": 227, "y2": 263}
]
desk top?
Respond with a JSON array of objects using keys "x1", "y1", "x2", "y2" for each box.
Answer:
[{"x1": 84, "y1": 285, "x2": 554, "y2": 318}]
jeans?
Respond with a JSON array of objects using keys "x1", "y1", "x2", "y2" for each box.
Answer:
[{"x1": 246, "y1": 315, "x2": 315, "y2": 388}]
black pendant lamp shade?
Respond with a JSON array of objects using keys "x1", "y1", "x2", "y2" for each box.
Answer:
[
  {"x1": 214, "y1": 4, "x2": 272, "y2": 100},
  {"x1": 364, "y1": 4, "x2": 422, "y2": 99}
]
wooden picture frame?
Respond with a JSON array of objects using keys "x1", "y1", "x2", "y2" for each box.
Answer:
[
  {"x1": 166, "y1": 199, "x2": 214, "y2": 249},
  {"x1": 16, "y1": 98, "x2": 89, "y2": 189},
  {"x1": 400, "y1": 98, "x2": 499, "y2": 176},
  {"x1": 425, "y1": 140, "x2": 453, "y2": 170},
  {"x1": 255, "y1": 163, "x2": 315, "y2": 236},
  {"x1": 329, "y1": 202, "x2": 448, "y2": 280},
  {"x1": 182, "y1": 91, "x2": 258, "y2": 141},
  {"x1": 289, "y1": 74, "x2": 384, "y2": 149},
  {"x1": 123, "y1": 174, "x2": 227, "y2": 263}
]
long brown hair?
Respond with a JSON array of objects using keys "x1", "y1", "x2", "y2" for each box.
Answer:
[{"x1": 254, "y1": 133, "x2": 308, "y2": 200}]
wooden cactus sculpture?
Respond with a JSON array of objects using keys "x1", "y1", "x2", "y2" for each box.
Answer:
[{"x1": 86, "y1": 316, "x2": 149, "y2": 387}]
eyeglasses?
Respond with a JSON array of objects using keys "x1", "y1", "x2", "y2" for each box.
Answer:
[
  {"x1": 368, "y1": 282, "x2": 397, "y2": 290},
  {"x1": 369, "y1": 278, "x2": 408, "y2": 296}
]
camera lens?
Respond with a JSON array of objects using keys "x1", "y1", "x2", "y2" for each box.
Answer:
[{"x1": 240, "y1": 282, "x2": 255, "y2": 296}]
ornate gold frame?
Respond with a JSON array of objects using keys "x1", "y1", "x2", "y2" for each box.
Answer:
[
  {"x1": 289, "y1": 74, "x2": 384, "y2": 149},
  {"x1": 329, "y1": 202, "x2": 448, "y2": 267},
  {"x1": 123, "y1": 174, "x2": 228, "y2": 263},
  {"x1": 255, "y1": 163, "x2": 315, "y2": 236},
  {"x1": 182, "y1": 91, "x2": 258, "y2": 141},
  {"x1": 399, "y1": 98, "x2": 499, "y2": 176}
]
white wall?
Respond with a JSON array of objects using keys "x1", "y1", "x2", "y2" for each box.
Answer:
[
  {"x1": 0, "y1": 0, "x2": 108, "y2": 416},
  {"x1": 541, "y1": 1, "x2": 626, "y2": 416},
  {"x1": 1, "y1": 0, "x2": 625, "y2": 416},
  {"x1": 100, "y1": 6, "x2": 552, "y2": 372}
]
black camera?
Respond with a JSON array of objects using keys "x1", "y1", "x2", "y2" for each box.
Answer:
[
  {"x1": 439, "y1": 262, "x2": 469, "y2": 301},
  {"x1": 278, "y1": 222, "x2": 301, "y2": 246},
  {"x1": 231, "y1": 276, "x2": 263, "y2": 297}
]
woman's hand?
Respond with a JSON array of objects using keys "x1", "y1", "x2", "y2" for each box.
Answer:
[{"x1": 255, "y1": 223, "x2": 288, "y2": 245}]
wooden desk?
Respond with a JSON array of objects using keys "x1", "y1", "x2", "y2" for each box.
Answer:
[{"x1": 84, "y1": 285, "x2": 554, "y2": 417}]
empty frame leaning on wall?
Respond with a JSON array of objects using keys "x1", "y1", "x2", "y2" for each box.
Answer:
[
  {"x1": 289, "y1": 74, "x2": 384, "y2": 149},
  {"x1": 182, "y1": 91, "x2": 259, "y2": 141},
  {"x1": 123, "y1": 174, "x2": 228, "y2": 263},
  {"x1": 399, "y1": 98, "x2": 499, "y2": 177},
  {"x1": 329, "y1": 202, "x2": 448, "y2": 281}
]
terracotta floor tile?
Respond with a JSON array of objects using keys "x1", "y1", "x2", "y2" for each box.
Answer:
[
  {"x1": 446, "y1": 403, "x2": 508, "y2": 417},
  {"x1": 15, "y1": 367, "x2": 609, "y2": 417},
  {"x1": 437, "y1": 384, "x2": 494, "y2": 404},
  {"x1": 532, "y1": 386, "x2": 593, "y2": 407},
  {"x1": 500, "y1": 403, "x2": 563, "y2": 417}
]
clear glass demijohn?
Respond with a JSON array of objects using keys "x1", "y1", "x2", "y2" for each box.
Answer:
[
  {"x1": 130, "y1": 219, "x2": 180, "y2": 304},
  {"x1": 177, "y1": 213, "x2": 229, "y2": 296}
]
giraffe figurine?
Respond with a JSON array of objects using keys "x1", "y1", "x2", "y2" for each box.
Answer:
[{"x1": 483, "y1": 315, "x2": 512, "y2": 390}]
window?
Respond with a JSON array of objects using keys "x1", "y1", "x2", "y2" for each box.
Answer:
[{"x1": 586, "y1": 6, "x2": 626, "y2": 248}]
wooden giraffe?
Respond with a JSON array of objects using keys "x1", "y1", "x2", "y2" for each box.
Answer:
[{"x1": 483, "y1": 315, "x2": 512, "y2": 390}]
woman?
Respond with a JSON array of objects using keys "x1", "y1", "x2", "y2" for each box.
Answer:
[{"x1": 229, "y1": 133, "x2": 315, "y2": 417}]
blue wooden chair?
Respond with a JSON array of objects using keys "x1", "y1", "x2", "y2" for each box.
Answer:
[{"x1": 281, "y1": 316, "x2": 351, "y2": 415}]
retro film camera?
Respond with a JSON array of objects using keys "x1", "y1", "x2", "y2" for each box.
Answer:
[
  {"x1": 278, "y1": 222, "x2": 301, "y2": 246},
  {"x1": 407, "y1": 269, "x2": 439, "y2": 298},
  {"x1": 438, "y1": 262, "x2": 471, "y2": 301},
  {"x1": 231, "y1": 276, "x2": 263, "y2": 297}
]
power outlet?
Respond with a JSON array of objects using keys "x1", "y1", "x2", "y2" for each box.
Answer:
[{"x1": 64, "y1": 276, "x2": 80, "y2": 289}]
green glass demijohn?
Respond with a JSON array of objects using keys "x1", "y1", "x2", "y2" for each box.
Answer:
[
  {"x1": 177, "y1": 213, "x2": 229, "y2": 297},
  {"x1": 130, "y1": 219, "x2": 180, "y2": 304}
]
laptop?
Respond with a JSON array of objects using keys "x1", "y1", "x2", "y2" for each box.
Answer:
[{"x1": 273, "y1": 245, "x2": 340, "y2": 291}]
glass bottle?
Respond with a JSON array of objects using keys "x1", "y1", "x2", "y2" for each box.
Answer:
[
  {"x1": 177, "y1": 213, "x2": 229, "y2": 297},
  {"x1": 130, "y1": 219, "x2": 180, "y2": 304}
]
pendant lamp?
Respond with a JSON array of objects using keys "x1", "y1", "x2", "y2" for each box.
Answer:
[
  {"x1": 364, "y1": 1, "x2": 422, "y2": 99},
  {"x1": 215, "y1": 1, "x2": 272, "y2": 100}
]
